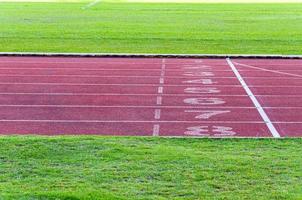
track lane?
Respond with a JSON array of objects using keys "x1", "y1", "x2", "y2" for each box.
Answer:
[
  {"x1": 0, "y1": 56, "x2": 301, "y2": 137},
  {"x1": 0, "y1": 107, "x2": 263, "y2": 122},
  {"x1": 233, "y1": 58, "x2": 302, "y2": 137}
]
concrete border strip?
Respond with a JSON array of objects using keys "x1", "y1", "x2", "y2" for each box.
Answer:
[{"x1": 0, "y1": 52, "x2": 301, "y2": 59}]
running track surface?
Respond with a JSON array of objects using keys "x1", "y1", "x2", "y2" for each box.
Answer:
[{"x1": 0, "y1": 56, "x2": 301, "y2": 138}]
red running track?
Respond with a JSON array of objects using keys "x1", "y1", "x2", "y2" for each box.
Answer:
[{"x1": 0, "y1": 56, "x2": 302, "y2": 137}]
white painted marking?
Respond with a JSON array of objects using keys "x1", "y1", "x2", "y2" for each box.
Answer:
[
  {"x1": 182, "y1": 65, "x2": 212, "y2": 70},
  {"x1": 0, "y1": 120, "x2": 264, "y2": 123},
  {"x1": 185, "y1": 110, "x2": 230, "y2": 119},
  {"x1": 0, "y1": 92, "x2": 248, "y2": 97},
  {"x1": 182, "y1": 79, "x2": 217, "y2": 85},
  {"x1": 0, "y1": 105, "x2": 300, "y2": 109},
  {"x1": 183, "y1": 72, "x2": 214, "y2": 77},
  {"x1": 227, "y1": 58, "x2": 280, "y2": 138},
  {"x1": 0, "y1": 82, "x2": 298, "y2": 87},
  {"x1": 212, "y1": 126, "x2": 237, "y2": 136},
  {"x1": 154, "y1": 109, "x2": 161, "y2": 120},
  {"x1": 156, "y1": 96, "x2": 162, "y2": 105},
  {"x1": 0, "y1": 92, "x2": 301, "y2": 97},
  {"x1": 159, "y1": 77, "x2": 164, "y2": 84},
  {"x1": 183, "y1": 79, "x2": 217, "y2": 85},
  {"x1": 184, "y1": 87, "x2": 221, "y2": 94},
  {"x1": 184, "y1": 97, "x2": 225, "y2": 105},
  {"x1": 184, "y1": 125, "x2": 236, "y2": 137},
  {"x1": 152, "y1": 124, "x2": 160, "y2": 136},
  {"x1": 234, "y1": 61, "x2": 302, "y2": 78},
  {"x1": 0, "y1": 67, "x2": 168, "y2": 71},
  {"x1": 158, "y1": 86, "x2": 164, "y2": 94},
  {"x1": 2, "y1": 74, "x2": 300, "y2": 79},
  {"x1": 161, "y1": 59, "x2": 166, "y2": 76},
  {"x1": 0, "y1": 60, "x2": 180, "y2": 65}
]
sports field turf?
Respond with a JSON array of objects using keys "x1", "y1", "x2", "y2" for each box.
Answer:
[
  {"x1": 0, "y1": 136, "x2": 301, "y2": 199},
  {"x1": 1, "y1": 2, "x2": 302, "y2": 54},
  {"x1": 1, "y1": 1, "x2": 302, "y2": 199}
]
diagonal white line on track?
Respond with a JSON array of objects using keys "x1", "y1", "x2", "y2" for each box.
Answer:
[
  {"x1": 234, "y1": 61, "x2": 302, "y2": 78},
  {"x1": 227, "y1": 58, "x2": 281, "y2": 138}
]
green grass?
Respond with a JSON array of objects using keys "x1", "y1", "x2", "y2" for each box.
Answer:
[
  {"x1": 0, "y1": 136, "x2": 301, "y2": 199},
  {"x1": 0, "y1": 2, "x2": 302, "y2": 54},
  {"x1": 1, "y1": 2, "x2": 302, "y2": 199}
]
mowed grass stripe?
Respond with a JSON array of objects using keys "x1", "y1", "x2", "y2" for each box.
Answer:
[{"x1": 0, "y1": 3, "x2": 302, "y2": 54}]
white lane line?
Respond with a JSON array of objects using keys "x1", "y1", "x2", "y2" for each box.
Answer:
[
  {"x1": 154, "y1": 109, "x2": 161, "y2": 120},
  {"x1": 1, "y1": 93, "x2": 302, "y2": 97},
  {"x1": 227, "y1": 58, "x2": 281, "y2": 138},
  {"x1": 234, "y1": 61, "x2": 302, "y2": 78},
  {"x1": 0, "y1": 105, "x2": 300, "y2": 109},
  {"x1": 159, "y1": 77, "x2": 164, "y2": 84},
  {"x1": 82, "y1": 0, "x2": 101, "y2": 9},
  {"x1": 0, "y1": 92, "x2": 248, "y2": 96},
  {"x1": 0, "y1": 120, "x2": 266, "y2": 123},
  {"x1": 0, "y1": 67, "x2": 232, "y2": 72},
  {"x1": 0, "y1": 60, "x2": 237, "y2": 65},
  {"x1": 0, "y1": 60, "x2": 186, "y2": 65},
  {"x1": 17, "y1": 66, "x2": 302, "y2": 72},
  {"x1": 1, "y1": 74, "x2": 300, "y2": 79},
  {"x1": 0, "y1": 82, "x2": 243, "y2": 87},
  {"x1": 0, "y1": 82, "x2": 301, "y2": 87}
]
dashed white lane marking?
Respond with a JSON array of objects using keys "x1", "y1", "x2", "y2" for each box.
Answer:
[
  {"x1": 227, "y1": 58, "x2": 281, "y2": 138},
  {"x1": 154, "y1": 109, "x2": 161, "y2": 120},
  {"x1": 158, "y1": 86, "x2": 164, "y2": 94},
  {"x1": 159, "y1": 77, "x2": 164, "y2": 84},
  {"x1": 152, "y1": 124, "x2": 160, "y2": 136},
  {"x1": 234, "y1": 61, "x2": 302, "y2": 78},
  {"x1": 82, "y1": 0, "x2": 101, "y2": 9},
  {"x1": 153, "y1": 59, "x2": 166, "y2": 136},
  {"x1": 156, "y1": 96, "x2": 163, "y2": 105}
]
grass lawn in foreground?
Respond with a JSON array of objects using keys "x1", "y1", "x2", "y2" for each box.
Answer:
[
  {"x1": 1, "y1": 1, "x2": 302, "y2": 199},
  {"x1": 0, "y1": 136, "x2": 302, "y2": 199},
  {"x1": 0, "y1": 2, "x2": 302, "y2": 54}
]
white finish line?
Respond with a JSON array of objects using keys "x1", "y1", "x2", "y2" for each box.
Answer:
[{"x1": 226, "y1": 58, "x2": 281, "y2": 138}]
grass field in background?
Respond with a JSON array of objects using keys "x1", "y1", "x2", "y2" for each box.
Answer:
[
  {"x1": 1, "y1": 136, "x2": 302, "y2": 199},
  {"x1": 1, "y1": 1, "x2": 302, "y2": 199},
  {"x1": 1, "y1": 2, "x2": 302, "y2": 54}
]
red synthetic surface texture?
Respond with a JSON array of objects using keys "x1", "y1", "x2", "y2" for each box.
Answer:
[{"x1": 0, "y1": 56, "x2": 301, "y2": 137}]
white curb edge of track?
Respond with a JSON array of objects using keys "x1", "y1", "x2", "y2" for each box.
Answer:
[{"x1": 0, "y1": 52, "x2": 302, "y2": 59}]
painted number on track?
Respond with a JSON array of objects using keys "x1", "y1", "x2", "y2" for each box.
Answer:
[
  {"x1": 184, "y1": 126, "x2": 236, "y2": 137},
  {"x1": 184, "y1": 87, "x2": 220, "y2": 94},
  {"x1": 185, "y1": 110, "x2": 230, "y2": 119},
  {"x1": 184, "y1": 97, "x2": 225, "y2": 105}
]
